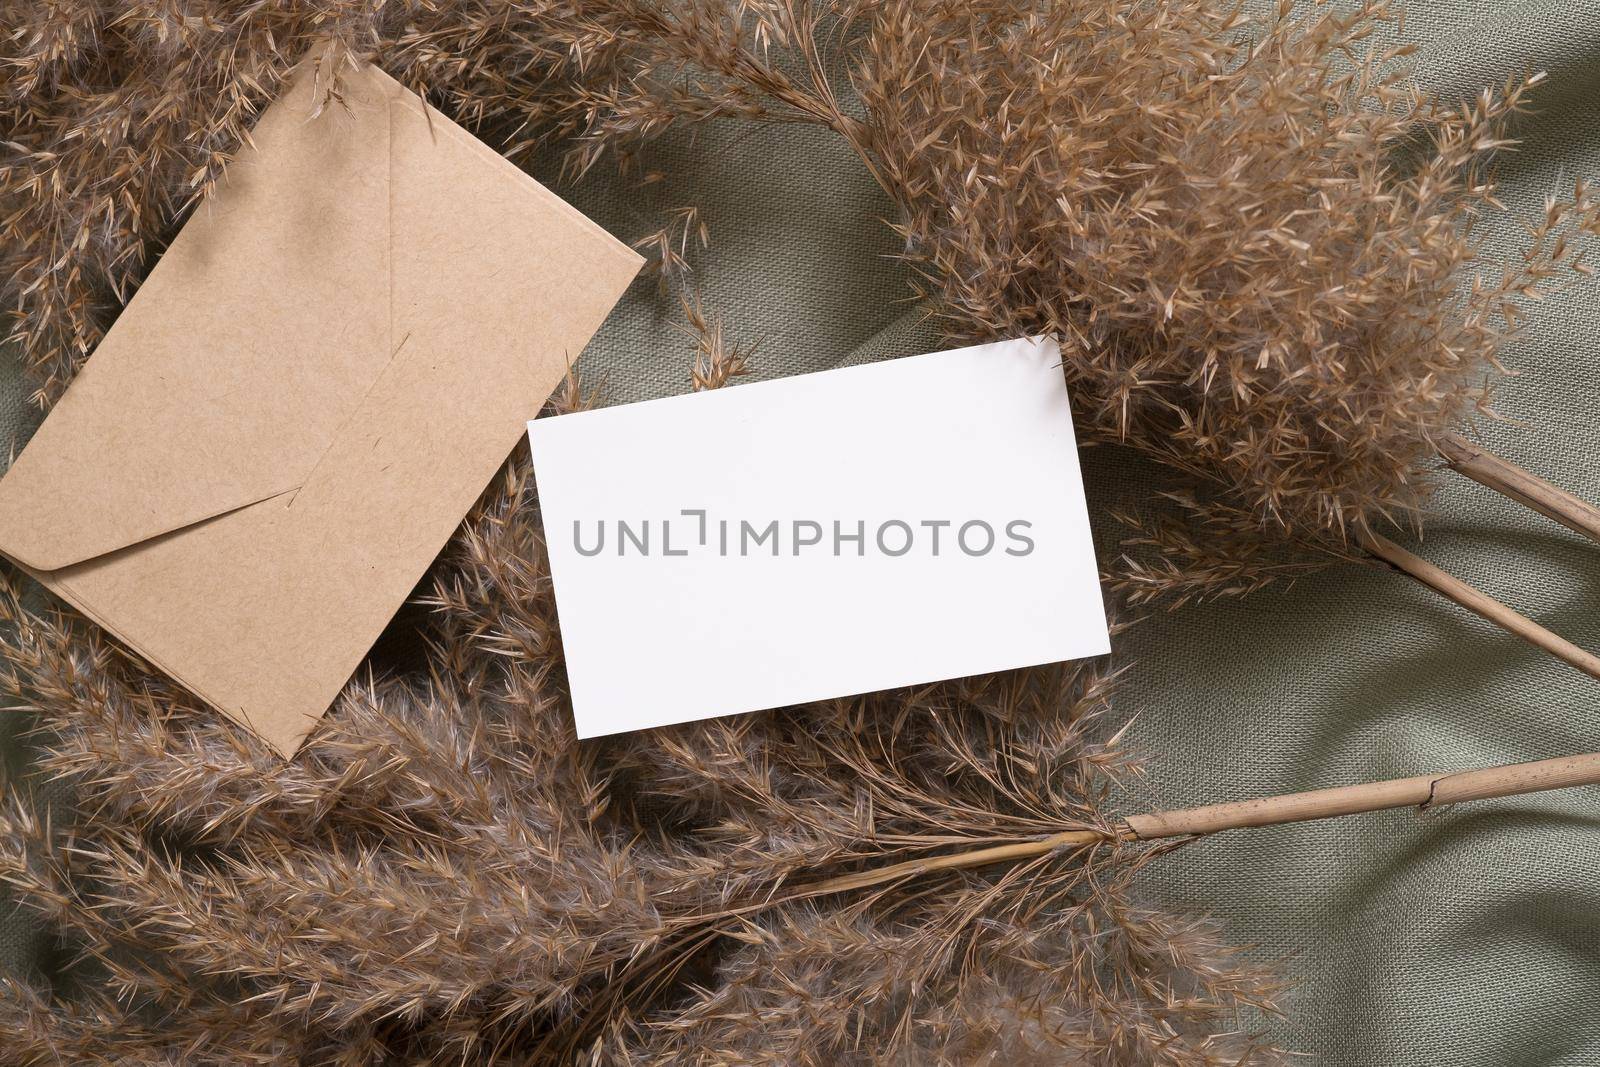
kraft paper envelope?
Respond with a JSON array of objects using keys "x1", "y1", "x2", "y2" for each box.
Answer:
[{"x1": 0, "y1": 55, "x2": 642, "y2": 756}]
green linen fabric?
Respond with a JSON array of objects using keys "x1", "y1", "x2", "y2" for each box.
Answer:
[
  {"x1": 4, "y1": 1, "x2": 1599, "y2": 1060},
  {"x1": 0, "y1": 342, "x2": 42, "y2": 979}
]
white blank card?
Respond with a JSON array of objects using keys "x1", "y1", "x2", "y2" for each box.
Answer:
[{"x1": 528, "y1": 336, "x2": 1110, "y2": 738}]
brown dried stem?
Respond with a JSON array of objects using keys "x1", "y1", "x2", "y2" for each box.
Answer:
[
  {"x1": 783, "y1": 752, "x2": 1600, "y2": 901},
  {"x1": 1440, "y1": 434, "x2": 1600, "y2": 545},
  {"x1": 1359, "y1": 530, "x2": 1600, "y2": 680}
]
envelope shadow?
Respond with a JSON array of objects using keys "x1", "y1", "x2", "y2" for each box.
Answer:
[{"x1": 365, "y1": 576, "x2": 437, "y2": 679}]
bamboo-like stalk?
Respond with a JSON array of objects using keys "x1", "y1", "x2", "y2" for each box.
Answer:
[
  {"x1": 1358, "y1": 530, "x2": 1600, "y2": 681},
  {"x1": 785, "y1": 753, "x2": 1600, "y2": 901},
  {"x1": 1440, "y1": 434, "x2": 1600, "y2": 545}
]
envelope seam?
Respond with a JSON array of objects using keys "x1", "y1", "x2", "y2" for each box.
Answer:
[
  {"x1": 287, "y1": 92, "x2": 402, "y2": 510},
  {"x1": 387, "y1": 86, "x2": 395, "y2": 378}
]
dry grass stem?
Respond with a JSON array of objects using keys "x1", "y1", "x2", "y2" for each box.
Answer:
[
  {"x1": 1441, "y1": 434, "x2": 1600, "y2": 544},
  {"x1": 775, "y1": 751, "x2": 1600, "y2": 902},
  {"x1": 1360, "y1": 530, "x2": 1600, "y2": 680}
]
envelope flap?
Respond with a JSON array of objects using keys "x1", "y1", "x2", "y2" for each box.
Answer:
[{"x1": 0, "y1": 57, "x2": 397, "y2": 573}]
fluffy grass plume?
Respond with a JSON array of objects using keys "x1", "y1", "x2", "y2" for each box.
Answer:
[
  {"x1": 0, "y1": 428, "x2": 1282, "y2": 1061},
  {"x1": 512, "y1": 0, "x2": 1600, "y2": 602},
  {"x1": 8, "y1": 1, "x2": 1594, "y2": 604}
]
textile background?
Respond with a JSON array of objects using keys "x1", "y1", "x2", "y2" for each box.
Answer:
[{"x1": 3, "y1": 2, "x2": 1597, "y2": 1060}]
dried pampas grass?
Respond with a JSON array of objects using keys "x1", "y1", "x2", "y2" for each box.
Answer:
[
  {"x1": 0, "y1": 412, "x2": 1284, "y2": 1062},
  {"x1": 537, "y1": 0, "x2": 1600, "y2": 664},
  {"x1": 6, "y1": 0, "x2": 1597, "y2": 643},
  {"x1": 2, "y1": 0, "x2": 1596, "y2": 1061}
]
